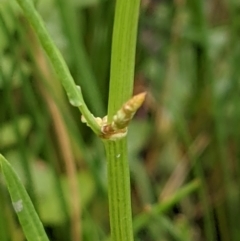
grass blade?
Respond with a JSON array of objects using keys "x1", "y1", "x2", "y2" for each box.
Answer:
[
  {"x1": 0, "y1": 154, "x2": 50, "y2": 241},
  {"x1": 15, "y1": 0, "x2": 100, "y2": 135}
]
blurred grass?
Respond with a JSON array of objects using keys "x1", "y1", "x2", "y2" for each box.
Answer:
[{"x1": 0, "y1": 0, "x2": 240, "y2": 240}]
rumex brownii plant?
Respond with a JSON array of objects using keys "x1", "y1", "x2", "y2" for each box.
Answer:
[
  {"x1": 3, "y1": 0, "x2": 240, "y2": 240},
  {"x1": 0, "y1": 0, "x2": 141, "y2": 241}
]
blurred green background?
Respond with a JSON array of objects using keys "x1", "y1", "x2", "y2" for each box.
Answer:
[{"x1": 1, "y1": 0, "x2": 240, "y2": 240}]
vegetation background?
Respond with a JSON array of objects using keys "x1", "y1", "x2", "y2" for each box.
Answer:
[{"x1": 0, "y1": 0, "x2": 239, "y2": 240}]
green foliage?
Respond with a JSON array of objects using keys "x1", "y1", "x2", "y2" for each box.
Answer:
[
  {"x1": 0, "y1": 155, "x2": 50, "y2": 241},
  {"x1": 1, "y1": 0, "x2": 240, "y2": 241}
]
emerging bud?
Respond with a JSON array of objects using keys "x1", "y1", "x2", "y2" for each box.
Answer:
[
  {"x1": 112, "y1": 92, "x2": 146, "y2": 130},
  {"x1": 81, "y1": 92, "x2": 146, "y2": 141}
]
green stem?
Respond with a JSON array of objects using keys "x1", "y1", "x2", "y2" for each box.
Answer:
[
  {"x1": 104, "y1": 0, "x2": 140, "y2": 241},
  {"x1": 107, "y1": 0, "x2": 140, "y2": 120},
  {"x1": 15, "y1": 0, "x2": 100, "y2": 135},
  {"x1": 105, "y1": 139, "x2": 133, "y2": 241}
]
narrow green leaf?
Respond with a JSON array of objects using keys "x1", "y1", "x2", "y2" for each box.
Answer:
[
  {"x1": 14, "y1": 0, "x2": 101, "y2": 135},
  {"x1": 0, "y1": 154, "x2": 50, "y2": 241}
]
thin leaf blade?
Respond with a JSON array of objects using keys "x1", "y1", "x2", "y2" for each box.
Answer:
[{"x1": 0, "y1": 154, "x2": 50, "y2": 241}]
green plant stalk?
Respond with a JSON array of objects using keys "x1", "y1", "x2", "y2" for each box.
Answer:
[
  {"x1": 107, "y1": 0, "x2": 140, "y2": 120},
  {"x1": 0, "y1": 155, "x2": 50, "y2": 241},
  {"x1": 104, "y1": 0, "x2": 140, "y2": 241},
  {"x1": 104, "y1": 139, "x2": 132, "y2": 240},
  {"x1": 15, "y1": 0, "x2": 100, "y2": 135}
]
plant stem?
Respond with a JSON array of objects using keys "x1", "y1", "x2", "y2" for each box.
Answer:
[
  {"x1": 104, "y1": 139, "x2": 133, "y2": 241},
  {"x1": 107, "y1": 0, "x2": 141, "y2": 121},
  {"x1": 104, "y1": 0, "x2": 140, "y2": 241}
]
